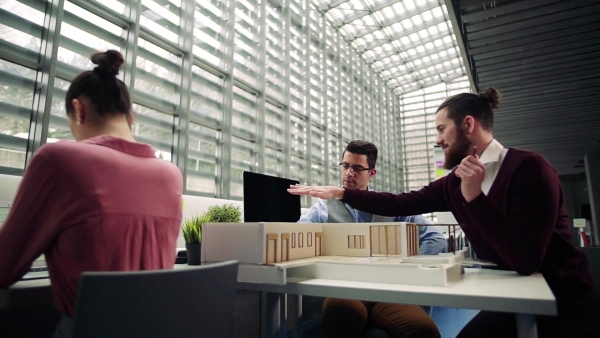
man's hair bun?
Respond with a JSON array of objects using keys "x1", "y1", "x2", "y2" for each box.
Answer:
[{"x1": 480, "y1": 87, "x2": 501, "y2": 110}]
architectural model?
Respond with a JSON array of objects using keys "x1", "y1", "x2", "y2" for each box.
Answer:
[{"x1": 201, "y1": 222, "x2": 465, "y2": 286}]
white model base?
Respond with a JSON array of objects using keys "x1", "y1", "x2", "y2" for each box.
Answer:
[{"x1": 232, "y1": 251, "x2": 467, "y2": 286}]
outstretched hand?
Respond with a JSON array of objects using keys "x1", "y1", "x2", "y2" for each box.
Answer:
[{"x1": 287, "y1": 185, "x2": 345, "y2": 200}]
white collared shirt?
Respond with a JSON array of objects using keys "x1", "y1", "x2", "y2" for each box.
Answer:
[{"x1": 479, "y1": 139, "x2": 508, "y2": 195}]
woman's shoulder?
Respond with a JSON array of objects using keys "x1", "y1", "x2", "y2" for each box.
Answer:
[{"x1": 34, "y1": 140, "x2": 80, "y2": 156}]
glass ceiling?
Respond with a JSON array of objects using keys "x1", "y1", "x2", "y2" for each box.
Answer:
[{"x1": 311, "y1": 0, "x2": 468, "y2": 96}]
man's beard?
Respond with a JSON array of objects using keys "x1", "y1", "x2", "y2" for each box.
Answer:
[{"x1": 444, "y1": 128, "x2": 471, "y2": 169}]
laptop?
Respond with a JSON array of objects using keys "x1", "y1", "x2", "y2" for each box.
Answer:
[
  {"x1": 0, "y1": 201, "x2": 11, "y2": 226},
  {"x1": 0, "y1": 201, "x2": 49, "y2": 280},
  {"x1": 243, "y1": 171, "x2": 301, "y2": 222}
]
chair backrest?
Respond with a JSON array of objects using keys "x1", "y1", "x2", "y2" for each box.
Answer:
[{"x1": 72, "y1": 260, "x2": 239, "y2": 338}]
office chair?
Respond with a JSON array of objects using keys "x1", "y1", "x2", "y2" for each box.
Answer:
[{"x1": 72, "y1": 260, "x2": 239, "y2": 338}]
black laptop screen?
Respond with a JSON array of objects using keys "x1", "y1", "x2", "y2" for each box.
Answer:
[{"x1": 243, "y1": 171, "x2": 301, "y2": 222}]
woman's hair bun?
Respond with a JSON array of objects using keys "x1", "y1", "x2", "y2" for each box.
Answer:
[
  {"x1": 480, "y1": 87, "x2": 501, "y2": 110},
  {"x1": 91, "y1": 50, "x2": 124, "y2": 77}
]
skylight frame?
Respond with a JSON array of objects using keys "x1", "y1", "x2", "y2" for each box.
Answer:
[{"x1": 311, "y1": 0, "x2": 466, "y2": 96}]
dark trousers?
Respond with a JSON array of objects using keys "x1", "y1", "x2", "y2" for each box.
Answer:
[{"x1": 321, "y1": 298, "x2": 441, "y2": 338}]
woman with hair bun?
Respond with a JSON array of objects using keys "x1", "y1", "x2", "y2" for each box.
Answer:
[
  {"x1": 0, "y1": 50, "x2": 183, "y2": 337},
  {"x1": 289, "y1": 87, "x2": 600, "y2": 337}
]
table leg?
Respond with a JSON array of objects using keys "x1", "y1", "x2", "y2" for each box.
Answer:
[
  {"x1": 515, "y1": 314, "x2": 537, "y2": 338},
  {"x1": 260, "y1": 291, "x2": 287, "y2": 338},
  {"x1": 289, "y1": 295, "x2": 301, "y2": 338}
]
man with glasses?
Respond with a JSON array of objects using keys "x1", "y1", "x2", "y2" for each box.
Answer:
[{"x1": 298, "y1": 140, "x2": 446, "y2": 338}]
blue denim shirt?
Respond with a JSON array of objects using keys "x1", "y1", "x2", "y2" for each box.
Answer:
[{"x1": 298, "y1": 198, "x2": 447, "y2": 255}]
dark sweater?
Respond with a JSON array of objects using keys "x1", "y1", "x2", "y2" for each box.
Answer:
[{"x1": 342, "y1": 148, "x2": 598, "y2": 314}]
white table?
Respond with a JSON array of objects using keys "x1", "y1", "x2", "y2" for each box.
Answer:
[
  {"x1": 2, "y1": 264, "x2": 557, "y2": 338},
  {"x1": 236, "y1": 265, "x2": 557, "y2": 338}
]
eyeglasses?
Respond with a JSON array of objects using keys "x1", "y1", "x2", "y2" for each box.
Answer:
[{"x1": 339, "y1": 163, "x2": 371, "y2": 172}]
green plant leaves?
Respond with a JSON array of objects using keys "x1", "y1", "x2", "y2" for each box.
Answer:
[
  {"x1": 181, "y1": 204, "x2": 242, "y2": 243},
  {"x1": 181, "y1": 213, "x2": 210, "y2": 244},
  {"x1": 205, "y1": 204, "x2": 242, "y2": 223}
]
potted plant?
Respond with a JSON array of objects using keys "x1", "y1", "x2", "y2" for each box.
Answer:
[
  {"x1": 204, "y1": 204, "x2": 242, "y2": 223},
  {"x1": 181, "y1": 204, "x2": 242, "y2": 265},
  {"x1": 181, "y1": 213, "x2": 210, "y2": 265}
]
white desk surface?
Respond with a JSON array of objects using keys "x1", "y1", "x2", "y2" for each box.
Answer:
[
  {"x1": 1, "y1": 263, "x2": 557, "y2": 338},
  {"x1": 232, "y1": 264, "x2": 557, "y2": 338},
  {"x1": 236, "y1": 265, "x2": 557, "y2": 316},
  {"x1": 2, "y1": 264, "x2": 557, "y2": 317}
]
